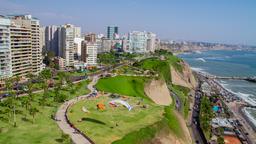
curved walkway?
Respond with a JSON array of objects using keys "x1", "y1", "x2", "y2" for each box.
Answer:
[
  {"x1": 55, "y1": 63, "x2": 127, "y2": 144},
  {"x1": 55, "y1": 76, "x2": 98, "y2": 144}
]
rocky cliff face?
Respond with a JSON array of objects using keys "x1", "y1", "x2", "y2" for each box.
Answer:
[
  {"x1": 144, "y1": 79, "x2": 172, "y2": 106},
  {"x1": 171, "y1": 61, "x2": 197, "y2": 89}
]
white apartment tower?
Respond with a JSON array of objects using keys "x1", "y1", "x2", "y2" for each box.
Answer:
[
  {"x1": 9, "y1": 15, "x2": 42, "y2": 75},
  {"x1": 147, "y1": 32, "x2": 156, "y2": 52},
  {"x1": 0, "y1": 16, "x2": 12, "y2": 80},
  {"x1": 128, "y1": 31, "x2": 157, "y2": 53},
  {"x1": 58, "y1": 24, "x2": 75, "y2": 67},
  {"x1": 128, "y1": 31, "x2": 148, "y2": 53}
]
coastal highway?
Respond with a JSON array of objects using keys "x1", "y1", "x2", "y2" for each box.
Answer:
[
  {"x1": 191, "y1": 81, "x2": 208, "y2": 144},
  {"x1": 196, "y1": 72, "x2": 255, "y2": 144}
]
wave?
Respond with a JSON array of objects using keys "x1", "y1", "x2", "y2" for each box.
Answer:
[
  {"x1": 221, "y1": 85, "x2": 256, "y2": 106},
  {"x1": 242, "y1": 107, "x2": 256, "y2": 128},
  {"x1": 218, "y1": 80, "x2": 229, "y2": 87},
  {"x1": 196, "y1": 58, "x2": 206, "y2": 62},
  {"x1": 191, "y1": 67, "x2": 205, "y2": 72},
  {"x1": 235, "y1": 92, "x2": 256, "y2": 106},
  {"x1": 195, "y1": 50, "x2": 202, "y2": 54},
  {"x1": 205, "y1": 57, "x2": 226, "y2": 61}
]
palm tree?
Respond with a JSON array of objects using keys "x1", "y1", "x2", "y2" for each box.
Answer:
[
  {"x1": 20, "y1": 97, "x2": 30, "y2": 120},
  {"x1": 29, "y1": 106, "x2": 39, "y2": 123},
  {"x1": 26, "y1": 73, "x2": 35, "y2": 102},
  {"x1": 39, "y1": 69, "x2": 52, "y2": 106},
  {"x1": 4, "y1": 77, "x2": 18, "y2": 127},
  {"x1": 66, "y1": 73, "x2": 75, "y2": 99}
]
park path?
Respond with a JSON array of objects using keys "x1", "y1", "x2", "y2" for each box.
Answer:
[{"x1": 55, "y1": 76, "x2": 98, "y2": 144}]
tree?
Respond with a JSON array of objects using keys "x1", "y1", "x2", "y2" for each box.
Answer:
[
  {"x1": 217, "y1": 136, "x2": 225, "y2": 144},
  {"x1": 26, "y1": 73, "x2": 35, "y2": 102},
  {"x1": 43, "y1": 51, "x2": 55, "y2": 66},
  {"x1": 20, "y1": 97, "x2": 30, "y2": 120},
  {"x1": 29, "y1": 106, "x2": 39, "y2": 124},
  {"x1": 4, "y1": 77, "x2": 18, "y2": 127},
  {"x1": 53, "y1": 71, "x2": 67, "y2": 103},
  {"x1": 39, "y1": 69, "x2": 52, "y2": 106},
  {"x1": 66, "y1": 74, "x2": 75, "y2": 97}
]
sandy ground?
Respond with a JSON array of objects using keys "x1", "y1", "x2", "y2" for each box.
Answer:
[
  {"x1": 150, "y1": 128, "x2": 182, "y2": 144},
  {"x1": 171, "y1": 63, "x2": 197, "y2": 89},
  {"x1": 144, "y1": 79, "x2": 172, "y2": 105},
  {"x1": 174, "y1": 110, "x2": 193, "y2": 144}
]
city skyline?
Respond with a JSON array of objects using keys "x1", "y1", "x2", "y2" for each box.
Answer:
[{"x1": 0, "y1": 0, "x2": 256, "y2": 45}]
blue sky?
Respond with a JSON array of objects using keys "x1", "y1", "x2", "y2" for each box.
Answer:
[{"x1": 0, "y1": 0, "x2": 255, "y2": 45}]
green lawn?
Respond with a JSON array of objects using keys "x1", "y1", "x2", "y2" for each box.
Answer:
[
  {"x1": 167, "y1": 55, "x2": 183, "y2": 73},
  {"x1": 95, "y1": 76, "x2": 148, "y2": 99},
  {"x1": 112, "y1": 106, "x2": 184, "y2": 144},
  {"x1": 135, "y1": 58, "x2": 171, "y2": 81},
  {"x1": 0, "y1": 80, "x2": 89, "y2": 144},
  {"x1": 67, "y1": 96, "x2": 164, "y2": 144}
]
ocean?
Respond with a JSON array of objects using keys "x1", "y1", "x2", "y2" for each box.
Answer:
[{"x1": 178, "y1": 50, "x2": 256, "y2": 125}]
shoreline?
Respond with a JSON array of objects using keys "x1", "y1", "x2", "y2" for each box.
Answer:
[
  {"x1": 194, "y1": 70, "x2": 256, "y2": 143},
  {"x1": 241, "y1": 107, "x2": 256, "y2": 132}
]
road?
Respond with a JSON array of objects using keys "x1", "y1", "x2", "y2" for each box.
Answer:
[
  {"x1": 196, "y1": 72, "x2": 255, "y2": 144},
  {"x1": 191, "y1": 85, "x2": 208, "y2": 144}
]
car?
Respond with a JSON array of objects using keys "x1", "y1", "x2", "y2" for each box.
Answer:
[{"x1": 3, "y1": 93, "x2": 10, "y2": 98}]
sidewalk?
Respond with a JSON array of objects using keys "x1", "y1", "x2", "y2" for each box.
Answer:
[{"x1": 55, "y1": 77, "x2": 98, "y2": 144}]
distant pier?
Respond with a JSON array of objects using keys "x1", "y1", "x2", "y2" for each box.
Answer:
[{"x1": 198, "y1": 72, "x2": 256, "y2": 83}]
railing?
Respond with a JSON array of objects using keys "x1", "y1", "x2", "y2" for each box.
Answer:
[{"x1": 65, "y1": 102, "x2": 95, "y2": 144}]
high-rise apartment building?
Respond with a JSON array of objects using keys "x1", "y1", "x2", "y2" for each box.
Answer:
[
  {"x1": 74, "y1": 37, "x2": 83, "y2": 60},
  {"x1": 128, "y1": 31, "x2": 148, "y2": 53},
  {"x1": 85, "y1": 33, "x2": 96, "y2": 43},
  {"x1": 146, "y1": 32, "x2": 156, "y2": 52},
  {"x1": 128, "y1": 31, "x2": 157, "y2": 53},
  {"x1": 10, "y1": 24, "x2": 32, "y2": 77},
  {"x1": 107, "y1": 26, "x2": 118, "y2": 40},
  {"x1": 0, "y1": 16, "x2": 12, "y2": 80},
  {"x1": 39, "y1": 27, "x2": 45, "y2": 54},
  {"x1": 73, "y1": 27, "x2": 81, "y2": 38},
  {"x1": 9, "y1": 15, "x2": 42, "y2": 75},
  {"x1": 45, "y1": 25, "x2": 59, "y2": 55},
  {"x1": 81, "y1": 41, "x2": 98, "y2": 66},
  {"x1": 58, "y1": 24, "x2": 75, "y2": 67}
]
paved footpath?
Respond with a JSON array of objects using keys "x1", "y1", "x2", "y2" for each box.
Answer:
[{"x1": 55, "y1": 76, "x2": 98, "y2": 144}]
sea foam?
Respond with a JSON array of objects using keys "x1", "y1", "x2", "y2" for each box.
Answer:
[{"x1": 242, "y1": 107, "x2": 256, "y2": 128}]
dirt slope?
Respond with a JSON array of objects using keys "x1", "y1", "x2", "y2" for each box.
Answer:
[
  {"x1": 144, "y1": 79, "x2": 172, "y2": 106},
  {"x1": 171, "y1": 62, "x2": 197, "y2": 89}
]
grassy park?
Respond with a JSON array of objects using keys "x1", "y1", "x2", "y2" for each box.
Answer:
[
  {"x1": 67, "y1": 96, "x2": 164, "y2": 144},
  {"x1": 0, "y1": 80, "x2": 89, "y2": 144},
  {"x1": 96, "y1": 75, "x2": 149, "y2": 99},
  {"x1": 67, "y1": 75, "x2": 187, "y2": 143}
]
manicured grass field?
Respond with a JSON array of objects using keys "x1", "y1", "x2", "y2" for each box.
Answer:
[
  {"x1": 0, "y1": 80, "x2": 89, "y2": 144},
  {"x1": 95, "y1": 76, "x2": 148, "y2": 99},
  {"x1": 67, "y1": 96, "x2": 164, "y2": 144}
]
